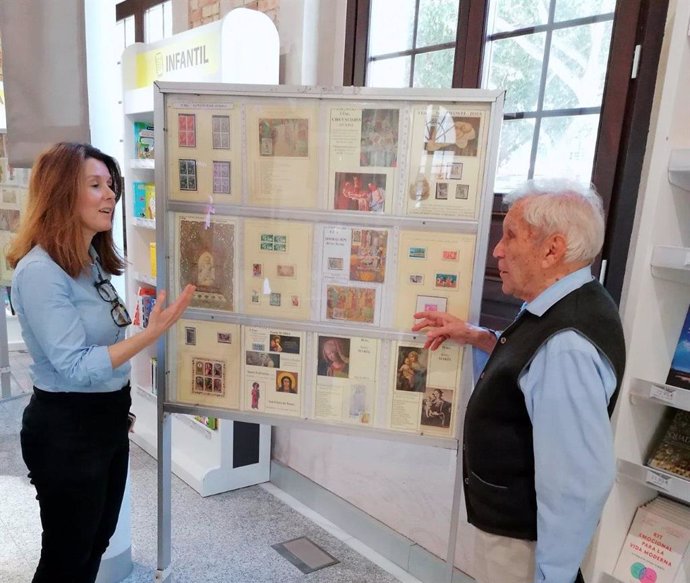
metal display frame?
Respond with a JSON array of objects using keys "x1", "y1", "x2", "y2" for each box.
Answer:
[{"x1": 153, "y1": 81, "x2": 504, "y2": 582}]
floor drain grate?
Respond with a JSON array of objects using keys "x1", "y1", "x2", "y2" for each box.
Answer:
[{"x1": 272, "y1": 536, "x2": 340, "y2": 574}]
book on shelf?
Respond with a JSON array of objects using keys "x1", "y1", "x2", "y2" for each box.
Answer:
[
  {"x1": 194, "y1": 416, "x2": 218, "y2": 430},
  {"x1": 134, "y1": 122, "x2": 154, "y2": 159},
  {"x1": 132, "y1": 286, "x2": 156, "y2": 328},
  {"x1": 149, "y1": 242, "x2": 157, "y2": 279},
  {"x1": 613, "y1": 496, "x2": 690, "y2": 583},
  {"x1": 133, "y1": 182, "x2": 155, "y2": 220},
  {"x1": 666, "y1": 305, "x2": 690, "y2": 390},
  {"x1": 647, "y1": 409, "x2": 690, "y2": 479}
]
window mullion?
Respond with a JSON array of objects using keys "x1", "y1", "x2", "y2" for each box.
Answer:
[{"x1": 527, "y1": 0, "x2": 557, "y2": 180}]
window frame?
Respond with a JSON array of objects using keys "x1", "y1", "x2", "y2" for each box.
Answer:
[
  {"x1": 344, "y1": 0, "x2": 668, "y2": 325},
  {"x1": 116, "y1": 0, "x2": 169, "y2": 43}
]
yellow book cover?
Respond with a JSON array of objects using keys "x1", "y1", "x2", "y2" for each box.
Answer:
[{"x1": 149, "y1": 242, "x2": 157, "y2": 278}]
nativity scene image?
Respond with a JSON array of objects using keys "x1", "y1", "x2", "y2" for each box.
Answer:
[{"x1": 177, "y1": 215, "x2": 235, "y2": 311}]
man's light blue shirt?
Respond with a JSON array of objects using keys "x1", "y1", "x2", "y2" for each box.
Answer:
[
  {"x1": 475, "y1": 266, "x2": 617, "y2": 583},
  {"x1": 11, "y1": 246, "x2": 130, "y2": 392}
]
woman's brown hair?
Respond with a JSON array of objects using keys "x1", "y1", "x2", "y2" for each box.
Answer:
[{"x1": 7, "y1": 142, "x2": 126, "y2": 277}]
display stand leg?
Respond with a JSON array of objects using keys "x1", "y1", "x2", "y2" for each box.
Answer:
[
  {"x1": 0, "y1": 302, "x2": 12, "y2": 399},
  {"x1": 445, "y1": 450, "x2": 463, "y2": 582},
  {"x1": 156, "y1": 410, "x2": 173, "y2": 582}
]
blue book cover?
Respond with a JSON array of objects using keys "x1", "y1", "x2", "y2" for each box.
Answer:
[
  {"x1": 132, "y1": 182, "x2": 148, "y2": 218},
  {"x1": 666, "y1": 305, "x2": 690, "y2": 390},
  {"x1": 134, "y1": 121, "x2": 154, "y2": 159},
  {"x1": 132, "y1": 182, "x2": 155, "y2": 219}
]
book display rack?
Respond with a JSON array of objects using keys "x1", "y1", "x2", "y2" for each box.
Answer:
[
  {"x1": 589, "y1": 2, "x2": 690, "y2": 581},
  {"x1": 120, "y1": 9, "x2": 279, "y2": 498}
]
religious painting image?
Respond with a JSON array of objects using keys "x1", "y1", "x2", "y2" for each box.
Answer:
[
  {"x1": 269, "y1": 334, "x2": 301, "y2": 354},
  {"x1": 317, "y1": 336, "x2": 351, "y2": 378},
  {"x1": 192, "y1": 357, "x2": 225, "y2": 397},
  {"x1": 326, "y1": 285, "x2": 376, "y2": 324},
  {"x1": 424, "y1": 112, "x2": 480, "y2": 157},
  {"x1": 176, "y1": 214, "x2": 236, "y2": 311},
  {"x1": 360, "y1": 108, "x2": 399, "y2": 167},
  {"x1": 333, "y1": 172, "x2": 386, "y2": 212},
  {"x1": 350, "y1": 229, "x2": 387, "y2": 283},
  {"x1": 396, "y1": 346, "x2": 428, "y2": 392},
  {"x1": 249, "y1": 381, "x2": 261, "y2": 410},
  {"x1": 420, "y1": 387, "x2": 454, "y2": 430},
  {"x1": 276, "y1": 370, "x2": 298, "y2": 394},
  {"x1": 258, "y1": 118, "x2": 309, "y2": 157}
]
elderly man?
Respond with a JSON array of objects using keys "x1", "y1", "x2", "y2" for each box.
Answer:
[{"x1": 413, "y1": 179, "x2": 625, "y2": 583}]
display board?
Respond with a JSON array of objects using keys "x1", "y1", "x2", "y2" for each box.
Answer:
[{"x1": 155, "y1": 83, "x2": 503, "y2": 445}]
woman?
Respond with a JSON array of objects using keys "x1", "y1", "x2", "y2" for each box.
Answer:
[{"x1": 8, "y1": 142, "x2": 194, "y2": 583}]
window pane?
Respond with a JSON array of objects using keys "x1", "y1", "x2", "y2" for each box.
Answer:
[
  {"x1": 555, "y1": 0, "x2": 616, "y2": 22},
  {"x1": 413, "y1": 49, "x2": 455, "y2": 88},
  {"x1": 369, "y1": 0, "x2": 416, "y2": 56},
  {"x1": 416, "y1": 0, "x2": 460, "y2": 48},
  {"x1": 483, "y1": 33, "x2": 546, "y2": 113},
  {"x1": 163, "y1": 0, "x2": 173, "y2": 37},
  {"x1": 494, "y1": 118, "x2": 535, "y2": 193},
  {"x1": 487, "y1": 0, "x2": 550, "y2": 35},
  {"x1": 533, "y1": 114, "x2": 599, "y2": 183},
  {"x1": 124, "y1": 15, "x2": 135, "y2": 48},
  {"x1": 543, "y1": 21, "x2": 613, "y2": 110},
  {"x1": 367, "y1": 56, "x2": 411, "y2": 88},
  {"x1": 115, "y1": 20, "x2": 126, "y2": 56},
  {"x1": 145, "y1": 4, "x2": 164, "y2": 43}
]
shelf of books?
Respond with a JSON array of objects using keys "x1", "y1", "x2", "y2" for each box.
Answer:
[
  {"x1": 121, "y1": 9, "x2": 280, "y2": 497},
  {"x1": 589, "y1": 4, "x2": 690, "y2": 581}
]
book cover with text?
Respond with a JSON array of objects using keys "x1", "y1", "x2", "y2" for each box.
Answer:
[{"x1": 613, "y1": 500, "x2": 690, "y2": 583}]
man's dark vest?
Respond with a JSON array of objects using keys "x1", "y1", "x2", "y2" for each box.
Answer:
[{"x1": 462, "y1": 280, "x2": 625, "y2": 540}]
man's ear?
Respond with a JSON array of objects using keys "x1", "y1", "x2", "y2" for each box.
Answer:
[{"x1": 541, "y1": 233, "x2": 567, "y2": 267}]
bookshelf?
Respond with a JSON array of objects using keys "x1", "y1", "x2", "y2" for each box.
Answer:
[
  {"x1": 587, "y1": 1, "x2": 690, "y2": 579},
  {"x1": 120, "y1": 8, "x2": 279, "y2": 496}
]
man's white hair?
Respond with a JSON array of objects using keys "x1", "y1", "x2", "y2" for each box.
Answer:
[{"x1": 503, "y1": 178, "x2": 605, "y2": 263}]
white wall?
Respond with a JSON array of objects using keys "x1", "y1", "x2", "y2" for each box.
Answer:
[{"x1": 85, "y1": 0, "x2": 126, "y2": 298}]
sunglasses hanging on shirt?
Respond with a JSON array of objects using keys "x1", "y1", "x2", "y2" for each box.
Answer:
[{"x1": 93, "y1": 261, "x2": 132, "y2": 328}]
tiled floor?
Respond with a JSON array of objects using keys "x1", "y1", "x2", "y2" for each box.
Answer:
[{"x1": 0, "y1": 351, "x2": 420, "y2": 583}]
